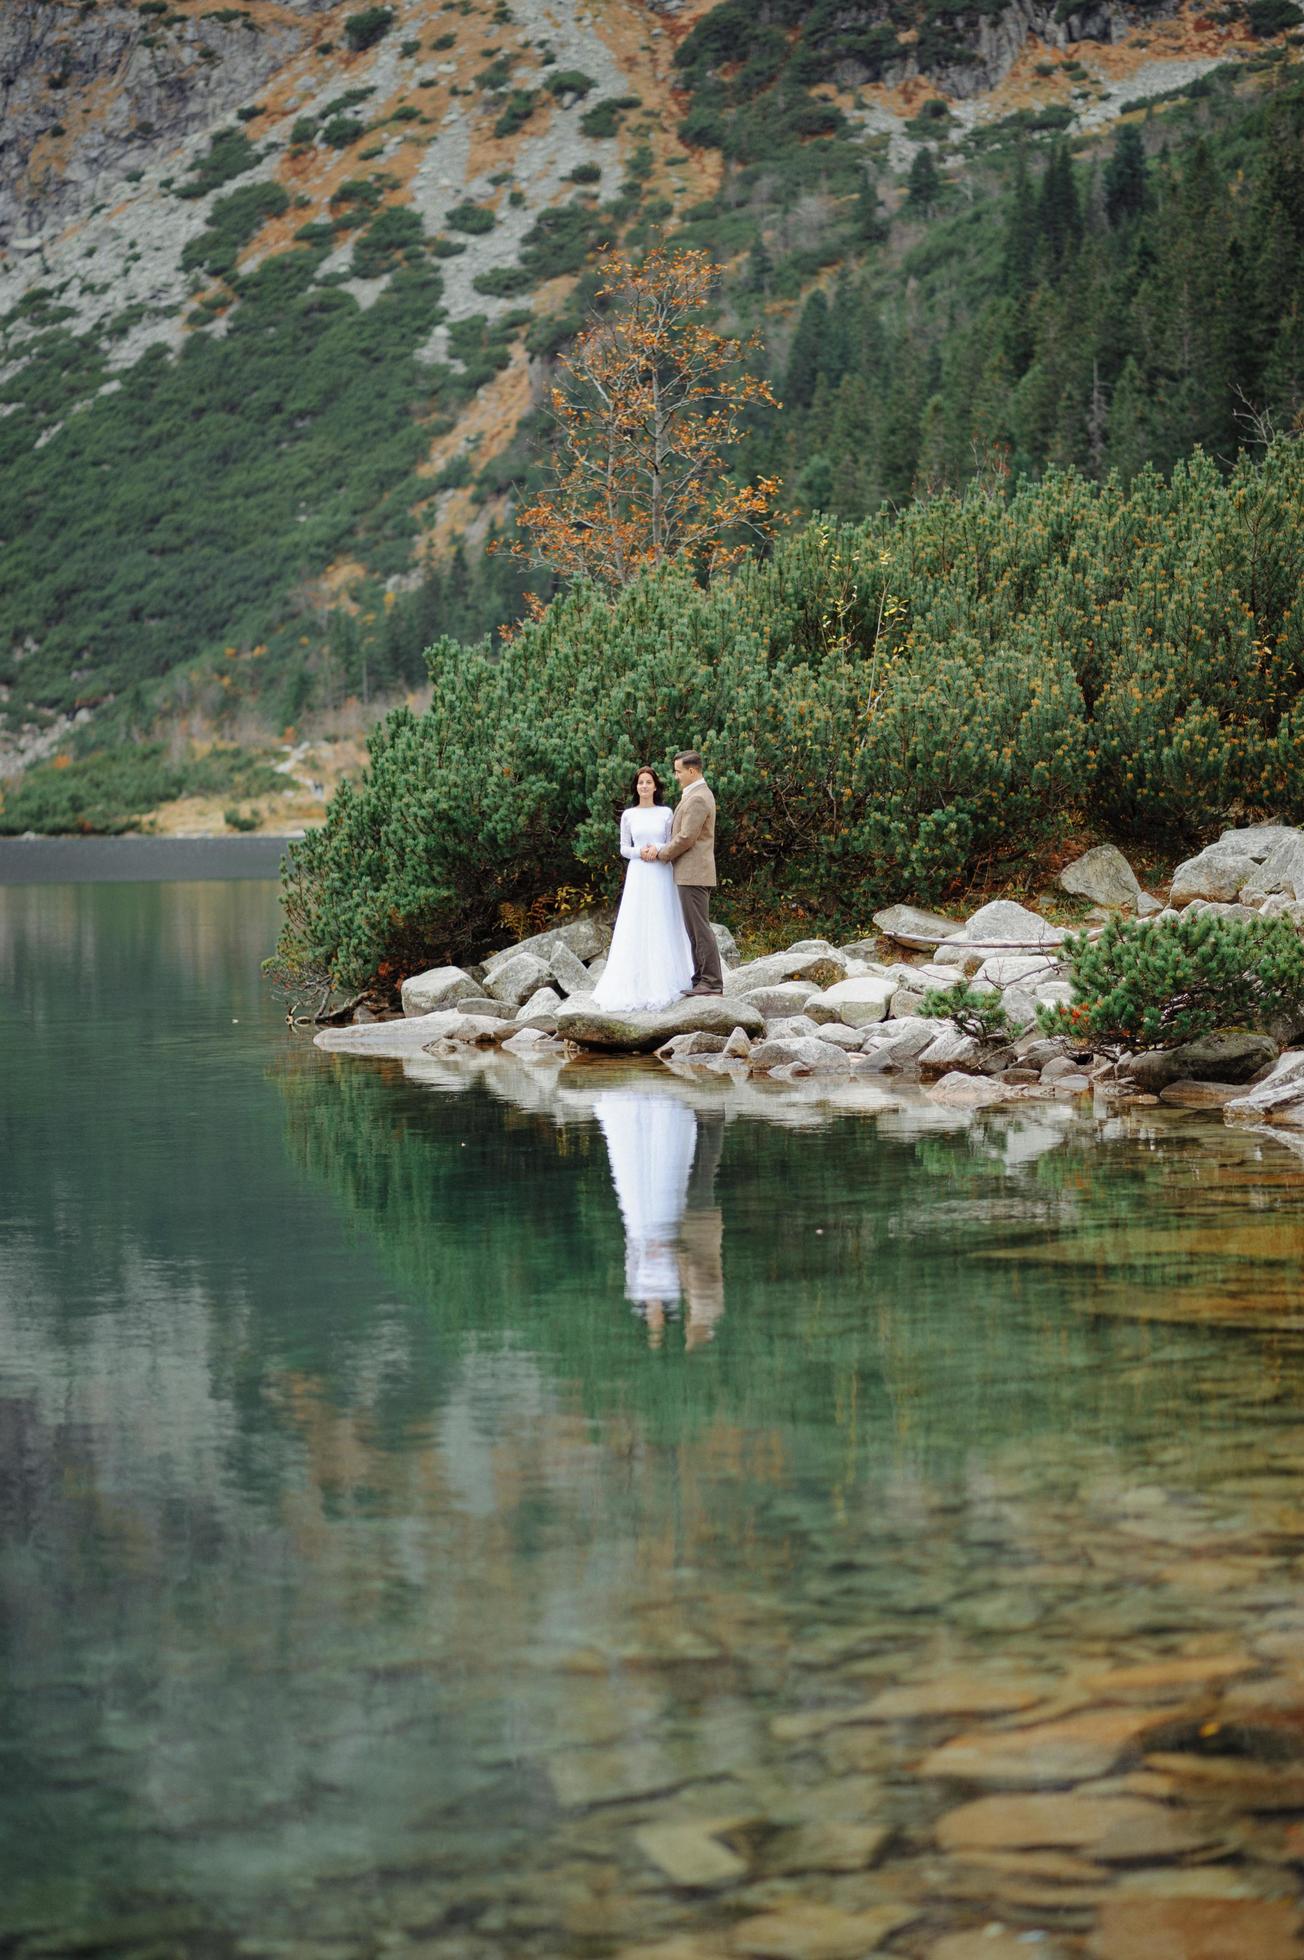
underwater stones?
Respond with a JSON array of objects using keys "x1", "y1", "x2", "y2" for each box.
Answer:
[
  {"x1": 935, "y1": 1793, "x2": 1216, "y2": 1859},
  {"x1": 920, "y1": 1708, "x2": 1169, "y2": 1787},
  {"x1": 1087, "y1": 1896, "x2": 1302, "y2": 1960},
  {"x1": 866, "y1": 1676, "x2": 1050, "y2": 1722},
  {"x1": 728, "y1": 1899, "x2": 921, "y2": 1958},
  {"x1": 633, "y1": 1819, "x2": 748, "y2": 1888}
]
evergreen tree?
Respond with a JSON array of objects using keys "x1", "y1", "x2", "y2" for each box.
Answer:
[
  {"x1": 785, "y1": 289, "x2": 830, "y2": 411},
  {"x1": 906, "y1": 146, "x2": 941, "y2": 214},
  {"x1": 1103, "y1": 122, "x2": 1148, "y2": 228},
  {"x1": 1036, "y1": 140, "x2": 1082, "y2": 274}
]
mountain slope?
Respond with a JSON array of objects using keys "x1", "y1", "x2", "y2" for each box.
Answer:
[{"x1": 0, "y1": 0, "x2": 1299, "y2": 796}]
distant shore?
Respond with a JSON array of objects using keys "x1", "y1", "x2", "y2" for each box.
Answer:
[{"x1": 0, "y1": 834, "x2": 297, "y2": 884}]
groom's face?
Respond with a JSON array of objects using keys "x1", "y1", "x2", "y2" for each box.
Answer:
[{"x1": 673, "y1": 758, "x2": 692, "y2": 788}]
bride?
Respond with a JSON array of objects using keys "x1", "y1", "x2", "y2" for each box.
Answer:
[{"x1": 592, "y1": 766, "x2": 693, "y2": 1012}]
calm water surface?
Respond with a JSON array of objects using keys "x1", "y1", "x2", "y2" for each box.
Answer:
[{"x1": 3, "y1": 875, "x2": 1304, "y2": 1958}]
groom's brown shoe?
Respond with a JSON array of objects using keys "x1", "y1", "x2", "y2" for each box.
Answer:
[{"x1": 688, "y1": 984, "x2": 723, "y2": 996}]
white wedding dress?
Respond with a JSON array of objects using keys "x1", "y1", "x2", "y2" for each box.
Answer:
[
  {"x1": 592, "y1": 805, "x2": 693, "y2": 1013},
  {"x1": 595, "y1": 1091, "x2": 697, "y2": 1307}
]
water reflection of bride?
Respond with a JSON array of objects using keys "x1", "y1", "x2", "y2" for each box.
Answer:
[{"x1": 593, "y1": 1092, "x2": 724, "y2": 1348}]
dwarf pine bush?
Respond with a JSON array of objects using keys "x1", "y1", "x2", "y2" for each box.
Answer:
[
  {"x1": 1039, "y1": 911, "x2": 1304, "y2": 1053},
  {"x1": 278, "y1": 441, "x2": 1304, "y2": 991}
]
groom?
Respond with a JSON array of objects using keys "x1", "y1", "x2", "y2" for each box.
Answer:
[{"x1": 641, "y1": 749, "x2": 723, "y2": 997}]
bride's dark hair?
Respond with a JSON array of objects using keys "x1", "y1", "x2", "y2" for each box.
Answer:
[{"x1": 630, "y1": 764, "x2": 666, "y2": 805}]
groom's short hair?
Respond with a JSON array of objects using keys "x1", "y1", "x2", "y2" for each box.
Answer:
[{"x1": 675, "y1": 749, "x2": 704, "y2": 772}]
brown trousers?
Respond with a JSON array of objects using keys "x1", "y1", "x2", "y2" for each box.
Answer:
[{"x1": 678, "y1": 885, "x2": 723, "y2": 991}]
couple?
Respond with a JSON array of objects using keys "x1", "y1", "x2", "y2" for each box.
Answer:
[{"x1": 592, "y1": 750, "x2": 723, "y2": 1014}]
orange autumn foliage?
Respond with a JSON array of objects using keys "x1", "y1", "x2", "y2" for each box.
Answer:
[{"x1": 509, "y1": 246, "x2": 781, "y2": 595}]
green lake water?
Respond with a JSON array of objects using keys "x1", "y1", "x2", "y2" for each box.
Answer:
[{"x1": 3, "y1": 874, "x2": 1304, "y2": 1958}]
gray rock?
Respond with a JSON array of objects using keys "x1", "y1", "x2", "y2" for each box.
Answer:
[
  {"x1": 485, "y1": 951, "x2": 553, "y2": 1007},
  {"x1": 500, "y1": 1027, "x2": 561, "y2": 1057},
  {"x1": 1168, "y1": 849, "x2": 1259, "y2": 907},
  {"x1": 805, "y1": 1022, "x2": 864, "y2": 1051},
  {"x1": 722, "y1": 1026, "x2": 753, "y2": 1059},
  {"x1": 676, "y1": 1030, "x2": 728, "y2": 1056},
  {"x1": 929, "y1": 943, "x2": 987, "y2": 975},
  {"x1": 767, "y1": 1015, "x2": 826, "y2": 1041},
  {"x1": 1015, "y1": 1035, "x2": 1072, "y2": 1070},
  {"x1": 1136, "y1": 891, "x2": 1165, "y2": 917},
  {"x1": 807, "y1": 976, "x2": 896, "y2": 1026},
  {"x1": 871, "y1": 903, "x2": 962, "y2": 950},
  {"x1": 1049, "y1": 1072, "x2": 1092, "y2": 1096},
  {"x1": 1001, "y1": 986, "x2": 1039, "y2": 1031},
  {"x1": 458, "y1": 995, "x2": 516, "y2": 1020},
  {"x1": 928, "y1": 1071, "x2": 1014, "y2": 1107},
  {"x1": 975, "y1": 953, "x2": 1058, "y2": 988},
  {"x1": 750, "y1": 1035, "x2": 853, "y2": 1073},
  {"x1": 1259, "y1": 896, "x2": 1304, "y2": 928},
  {"x1": 1184, "y1": 899, "x2": 1268, "y2": 923},
  {"x1": 1215, "y1": 823, "x2": 1301, "y2": 858},
  {"x1": 316, "y1": 1010, "x2": 501, "y2": 1056},
  {"x1": 724, "y1": 949, "x2": 847, "y2": 995},
  {"x1": 516, "y1": 985, "x2": 563, "y2": 1031},
  {"x1": 484, "y1": 913, "x2": 611, "y2": 974},
  {"x1": 944, "y1": 899, "x2": 1066, "y2": 950},
  {"x1": 1224, "y1": 1051, "x2": 1304, "y2": 1124},
  {"x1": 866, "y1": 1016, "x2": 950, "y2": 1060},
  {"x1": 889, "y1": 986, "x2": 927, "y2": 1019},
  {"x1": 1034, "y1": 980, "x2": 1075, "y2": 1008},
  {"x1": 560, "y1": 994, "x2": 765, "y2": 1053},
  {"x1": 1058, "y1": 843, "x2": 1141, "y2": 910},
  {"x1": 1124, "y1": 1030, "x2": 1279, "y2": 1088},
  {"x1": 401, "y1": 965, "x2": 482, "y2": 1016},
  {"x1": 917, "y1": 1026, "x2": 984, "y2": 1071},
  {"x1": 1041, "y1": 1055, "x2": 1082, "y2": 1083},
  {"x1": 1160, "y1": 1079, "x2": 1242, "y2": 1107},
  {"x1": 747, "y1": 982, "x2": 825, "y2": 1019},
  {"x1": 548, "y1": 942, "x2": 592, "y2": 997},
  {"x1": 1238, "y1": 831, "x2": 1304, "y2": 904}
]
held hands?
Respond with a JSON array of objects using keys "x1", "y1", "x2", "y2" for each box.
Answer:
[{"x1": 640, "y1": 845, "x2": 659, "y2": 861}]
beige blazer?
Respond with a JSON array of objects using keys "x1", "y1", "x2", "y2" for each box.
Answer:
[{"x1": 659, "y1": 780, "x2": 716, "y2": 887}]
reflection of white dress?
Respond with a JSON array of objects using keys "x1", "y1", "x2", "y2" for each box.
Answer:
[
  {"x1": 592, "y1": 806, "x2": 694, "y2": 1013},
  {"x1": 595, "y1": 1091, "x2": 697, "y2": 1305}
]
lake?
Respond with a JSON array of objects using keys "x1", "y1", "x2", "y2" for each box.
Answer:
[{"x1": 3, "y1": 866, "x2": 1303, "y2": 1959}]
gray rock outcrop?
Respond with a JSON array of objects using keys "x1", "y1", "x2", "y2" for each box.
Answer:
[
  {"x1": 941, "y1": 900, "x2": 1067, "y2": 950},
  {"x1": 871, "y1": 904, "x2": 962, "y2": 950},
  {"x1": 556, "y1": 995, "x2": 765, "y2": 1053},
  {"x1": 485, "y1": 950, "x2": 553, "y2": 1008},
  {"x1": 401, "y1": 965, "x2": 482, "y2": 1017}
]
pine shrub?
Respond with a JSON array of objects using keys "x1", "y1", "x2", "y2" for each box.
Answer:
[{"x1": 1039, "y1": 910, "x2": 1304, "y2": 1053}]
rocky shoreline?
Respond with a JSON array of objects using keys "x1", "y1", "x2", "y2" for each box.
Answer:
[{"x1": 317, "y1": 828, "x2": 1304, "y2": 1136}]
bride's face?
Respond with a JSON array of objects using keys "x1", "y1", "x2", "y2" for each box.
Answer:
[{"x1": 636, "y1": 771, "x2": 656, "y2": 804}]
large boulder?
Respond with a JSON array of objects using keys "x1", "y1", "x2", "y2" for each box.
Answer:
[
  {"x1": 941, "y1": 900, "x2": 1066, "y2": 951},
  {"x1": 1126, "y1": 1030, "x2": 1278, "y2": 1089},
  {"x1": 917, "y1": 1025, "x2": 985, "y2": 1071},
  {"x1": 484, "y1": 950, "x2": 553, "y2": 1007},
  {"x1": 483, "y1": 912, "x2": 611, "y2": 974},
  {"x1": 871, "y1": 904, "x2": 962, "y2": 950},
  {"x1": 401, "y1": 965, "x2": 482, "y2": 1016},
  {"x1": 1224, "y1": 1051, "x2": 1304, "y2": 1126},
  {"x1": 806, "y1": 976, "x2": 896, "y2": 1027},
  {"x1": 711, "y1": 922, "x2": 740, "y2": 966},
  {"x1": 928, "y1": 1071, "x2": 1015, "y2": 1107},
  {"x1": 456, "y1": 994, "x2": 515, "y2": 1021},
  {"x1": 724, "y1": 948, "x2": 847, "y2": 995},
  {"x1": 1168, "y1": 847, "x2": 1260, "y2": 908},
  {"x1": 558, "y1": 994, "x2": 765, "y2": 1053},
  {"x1": 1058, "y1": 844, "x2": 1140, "y2": 911},
  {"x1": 975, "y1": 953, "x2": 1059, "y2": 988},
  {"x1": 1239, "y1": 831, "x2": 1304, "y2": 904}
]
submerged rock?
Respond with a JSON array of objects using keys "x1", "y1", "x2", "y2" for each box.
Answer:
[{"x1": 558, "y1": 994, "x2": 765, "y2": 1052}]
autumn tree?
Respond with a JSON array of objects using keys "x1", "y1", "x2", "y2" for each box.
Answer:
[{"x1": 511, "y1": 246, "x2": 781, "y2": 589}]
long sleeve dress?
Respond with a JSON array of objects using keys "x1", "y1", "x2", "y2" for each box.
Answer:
[{"x1": 591, "y1": 805, "x2": 694, "y2": 1013}]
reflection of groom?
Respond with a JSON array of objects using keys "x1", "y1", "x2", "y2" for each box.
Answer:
[{"x1": 640, "y1": 749, "x2": 723, "y2": 997}]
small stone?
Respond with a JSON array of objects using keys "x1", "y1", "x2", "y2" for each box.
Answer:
[
  {"x1": 936, "y1": 1792, "x2": 1214, "y2": 1858},
  {"x1": 1087, "y1": 1897, "x2": 1301, "y2": 1960},
  {"x1": 746, "y1": 983, "x2": 822, "y2": 1018},
  {"x1": 771, "y1": 1820, "x2": 889, "y2": 1873},
  {"x1": 750, "y1": 1036, "x2": 852, "y2": 1073},
  {"x1": 724, "y1": 949, "x2": 848, "y2": 995},
  {"x1": 931, "y1": 943, "x2": 988, "y2": 976},
  {"x1": 677, "y1": 1030, "x2": 728, "y2": 1056},
  {"x1": 931, "y1": 1934, "x2": 1071, "y2": 1960},
  {"x1": 890, "y1": 985, "x2": 927, "y2": 1018},
  {"x1": 804, "y1": 1021, "x2": 864, "y2": 1051},
  {"x1": 921, "y1": 1709, "x2": 1169, "y2": 1787},
  {"x1": 728, "y1": 1900, "x2": 921, "y2": 1958},
  {"x1": 500, "y1": 1027, "x2": 554, "y2": 1055},
  {"x1": 723, "y1": 1027, "x2": 752, "y2": 1058},
  {"x1": 634, "y1": 1819, "x2": 747, "y2": 1888},
  {"x1": 918, "y1": 1026, "x2": 984, "y2": 1071},
  {"x1": 1158, "y1": 1079, "x2": 1241, "y2": 1106}
]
